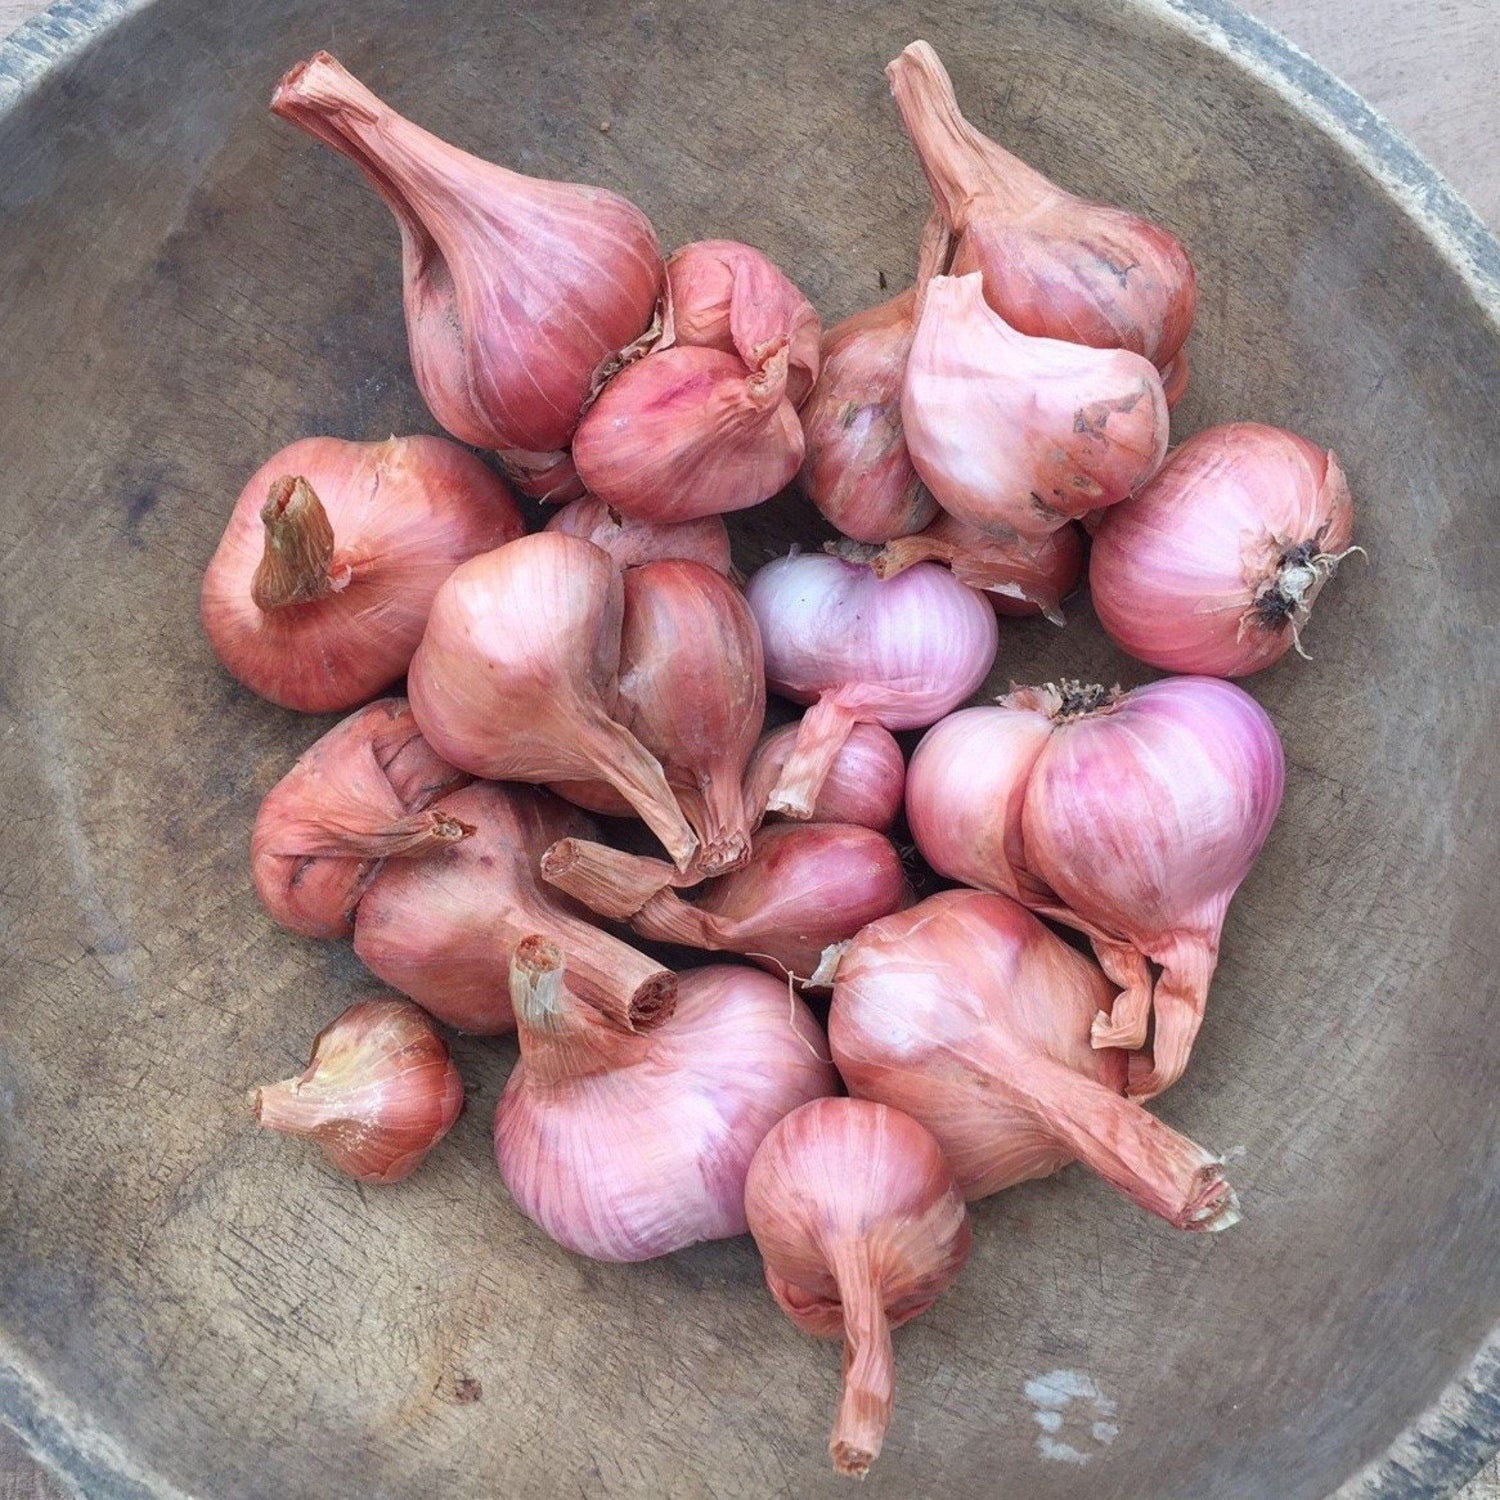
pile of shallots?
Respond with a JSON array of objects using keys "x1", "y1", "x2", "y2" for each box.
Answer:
[{"x1": 210, "y1": 41, "x2": 1360, "y2": 1480}]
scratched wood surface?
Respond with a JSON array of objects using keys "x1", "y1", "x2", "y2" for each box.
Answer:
[{"x1": 0, "y1": 0, "x2": 1496, "y2": 1497}]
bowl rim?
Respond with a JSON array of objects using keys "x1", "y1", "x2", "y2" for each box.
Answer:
[{"x1": 0, "y1": 1, "x2": 1496, "y2": 1496}]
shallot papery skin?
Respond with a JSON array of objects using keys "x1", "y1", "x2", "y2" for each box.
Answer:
[
  {"x1": 744, "y1": 1098, "x2": 971, "y2": 1477},
  {"x1": 543, "y1": 821, "x2": 908, "y2": 984},
  {"x1": 252, "y1": 997, "x2": 463, "y2": 1184},
  {"x1": 796, "y1": 214, "x2": 950, "y2": 544},
  {"x1": 251, "y1": 697, "x2": 471, "y2": 940},
  {"x1": 1090, "y1": 422, "x2": 1359, "y2": 676},
  {"x1": 863, "y1": 513, "x2": 1084, "y2": 624},
  {"x1": 903, "y1": 272, "x2": 1168, "y2": 542},
  {"x1": 571, "y1": 344, "x2": 804, "y2": 521},
  {"x1": 408, "y1": 532, "x2": 699, "y2": 869},
  {"x1": 666, "y1": 239, "x2": 821, "y2": 406},
  {"x1": 745, "y1": 553, "x2": 998, "y2": 818},
  {"x1": 886, "y1": 40, "x2": 1196, "y2": 373},
  {"x1": 497, "y1": 447, "x2": 585, "y2": 504},
  {"x1": 908, "y1": 678, "x2": 1285, "y2": 1097},
  {"x1": 200, "y1": 435, "x2": 521, "y2": 713},
  {"x1": 352, "y1": 781, "x2": 673, "y2": 1035},
  {"x1": 495, "y1": 939, "x2": 838, "y2": 1262},
  {"x1": 829, "y1": 891, "x2": 1241, "y2": 1232},
  {"x1": 544, "y1": 495, "x2": 733, "y2": 575},
  {"x1": 744, "y1": 721, "x2": 906, "y2": 834},
  {"x1": 272, "y1": 55, "x2": 663, "y2": 454}
]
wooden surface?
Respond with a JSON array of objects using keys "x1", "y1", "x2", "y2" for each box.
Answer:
[{"x1": 0, "y1": 0, "x2": 1496, "y2": 1497}]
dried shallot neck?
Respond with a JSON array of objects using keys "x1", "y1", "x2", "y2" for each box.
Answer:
[{"x1": 252, "y1": 476, "x2": 350, "y2": 611}]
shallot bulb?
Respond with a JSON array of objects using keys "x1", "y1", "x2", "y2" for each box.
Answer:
[
  {"x1": 745, "y1": 553, "x2": 998, "y2": 818},
  {"x1": 665, "y1": 239, "x2": 821, "y2": 405},
  {"x1": 907, "y1": 678, "x2": 1285, "y2": 1096},
  {"x1": 572, "y1": 345, "x2": 804, "y2": 521},
  {"x1": 497, "y1": 447, "x2": 585, "y2": 504},
  {"x1": 856, "y1": 514, "x2": 1084, "y2": 624},
  {"x1": 551, "y1": 561, "x2": 764, "y2": 874},
  {"x1": 251, "y1": 697, "x2": 470, "y2": 940},
  {"x1": 352, "y1": 781, "x2": 673, "y2": 1034},
  {"x1": 886, "y1": 40, "x2": 1196, "y2": 373},
  {"x1": 543, "y1": 822, "x2": 908, "y2": 983},
  {"x1": 829, "y1": 891, "x2": 1241, "y2": 1231},
  {"x1": 272, "y1": 54, "x2": 663, "y2": 453},
  {"x1": 745, "y1": 1099, "x2": 971, "y2": 1477},
  {"x1": 1090, "y1": 422, "x2": 1360, "y2": 676},
  {"x1": 409, "y1": 533, "x2": 699, "y2": 869},
  {"x1": 544, "y1": 495, "x2": 732, "y2": 575},
  {"x1": 903, "y1": 273, "x2": 1169, "y2": 541},
  {"x1": 744, "y1": 721, "x2": 906, "y2": 833},
  {"x1": 252, "y1": 997, "x2": 463, "y2": 1184},
  {"x1": 201, "y1": 436, "x2": 521, "y2": 712},
  {"x1": 495, "y1": 937, "x2": 838, "y2": 1261},
  {"x1": 797, "y1": 214, "x2": 950, "y2": 543}
]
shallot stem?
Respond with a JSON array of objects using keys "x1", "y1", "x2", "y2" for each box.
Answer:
[
  {"x1": 251, "y1": 476, "x2": 342, "y2": 612},
  {"x1": 829, "y1": 1241, "x2": 896, "y2": 1478}
]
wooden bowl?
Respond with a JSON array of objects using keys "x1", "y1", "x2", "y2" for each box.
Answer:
[{"x1": 1, "y1": 1, "x2": 1496, "y2": 1495}]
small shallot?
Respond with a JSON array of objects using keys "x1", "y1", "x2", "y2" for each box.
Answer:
[
  {"x1": 353, "y1": 781, "x2": 674, "y2": 1034},
  {"x1": 497, "y1": 447, "x2": 585, "y2": 504},
  {"x1": 408, "y1": 532, "x2": 699, "y2": 868},
  {"x1": 744, "y1": 721, "x2": 906, "y2": 833},
  {"x1": 495, "y1": 937, "x2": 838, "y2": 1261},
  {"x1": 201, "y1": 436, "x2": 521, "y2": 712},
  {"x1": 272, "y1": 54, "x2": 663, "y2": 453},
  {"x1": 252, "y1": 997, "x2": 463, "y2": 1184},
  {"x1": 1090, "y1": 422, "x2": 1360, "y2": 676},
  {"x1": 745, "y1": 1098, "x2": 971, "y2": 1477},
  {"x1": 745, "y1": 553, "x2": 998, "y2": 818},
  {"x1": 544, "y1": 495, "x2": 732, "y2": 575},
  {"x1": 903, "y1": 272, "x2": 1169, "y2": 541},
  {"x1": 829, "y1": 891, "x2": 1241, "y2": 1230},
  {"x1": 251, "y1": 697, "x2": 470, "y2": 940}
]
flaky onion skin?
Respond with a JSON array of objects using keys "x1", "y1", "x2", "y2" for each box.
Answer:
[
  {"x1": 495, "y1": 952, "x2": 838, "y2": 1263},
  {"x1": 1090, "y1": 422, "x2": 1357, "y2": 676},
  {"x1": 544, "y1": 495, "x2": 733, "y2": 575},
  {"x1": 830, "y1": 891, "x2": 1241, "y2": 1232},
  {"x1": 744, "y1": 1098, "x2": 971, "y2": 1477},
  {"x1": 201, "y1": 436, "x2": 521, "y2": 712}
]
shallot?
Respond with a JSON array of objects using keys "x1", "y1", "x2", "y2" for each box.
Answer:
[
  {"x1": 745, "y1": 553, "x2": 998, "y2": 818},
  {"x1": 544, "y1": 495, "x2": 732, "y2": 575},
  {"x1": 745, "y1": 1098, "x2": 971, "y2": 1477},
  {"x1": 408, "y1": 532, "x2": 699, "y2": 869},
  {"x1": 1090, "y1": 422, "x2": 1360, "y2": 676},
  {"x1": 497, "y1": 447, "x2": 585, "y2": 504},
  {"x1": 272, "y1": 54, "x2": 663, "y2": 453},
  {"x1": 907, "y1": 678, "x2": 1284, "y2": 1096},
  {"x1": 352, "y1": 781, "x2": 674, "y2": 1034},
  {"x1": 201, "y1": 435, "x2": 521, "y2": 712},
  {"x1": 252, "y1": 997, "x2": 463, "y2": 1184},
  {"x1": 495, "y1": 937, "x2": 838, "y2": 1261},
  {"x1": 744, "y1": 721, "x2": 906, "y2": 833},
  {"x1": 829, "y1": 891, "x2": 1241, "y2": 1230},
  {"x1": 251, "y1": 697, "x2": 470, "y2": 940}
]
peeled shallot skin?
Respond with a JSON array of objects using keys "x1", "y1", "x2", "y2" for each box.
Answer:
[
  {"x1": 272, "y1": 54, "x2": 663, "y2": 453},
  {"x1": 1090, "y1": 422, "x2": 1358, "y2": 676},
  {"x1": 887, "y1": 40, "x2": 1196, "y2": 373},
  {"x1": 543, "y1": 495, "x2": 733, "y2": 575},
  {"x1": 830, "y1": 890, "x2": 1240, "y2": 1232},
  {"x1": 744, "y1": 1098, "x2": 971, "y2": 1477},
  {"x1": 251, "y1": 697, "x2": 470, "y2": 940},
  {"x1": 201, "y1": 436, "x2": 521, "y2": 713},
  {"x1": 496, "y1": 946, "x2": 838, "y2": 1263},
  {"x1": 903, "y1": 272, "x2": 1169, "y2": 542}
]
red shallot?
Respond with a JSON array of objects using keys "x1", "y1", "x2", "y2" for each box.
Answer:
[
  {"x1": 252, "y1": 997, "x2": 463, "y2": 1184},
  {"x1": 543, "y1": 495, "x2": 732, "y2": 575},
  {"x1": 272, "y1": 54, "x2": 663, "y2": 453},
  {"x1": 352, "y1": 780, "x2": 674, "y2": 1034},
  {"x1": 408, "y1": 532, "x2": 699, "y2": 869},
  {"x1": 903, "y1": 272, "x2": 1169, "y2": 541},
  {"x1": 745, "y1": 552, "x2": 998, "y2": 818},
  {"x1": 495, "y1": 937, "x2": 838, "y2": 1261},
  {"x1": 251, "y1": 697, "x2": 470, "y2": 940},
  {"x1": 907, "y1": 678, "x2": 1285, "y2": 1096},
  {"x1": 1090, "y1": 422, "x2": 1360, "y2": 676},
  {"x1": 201, "y1": 435, "x2": 521, "y2": 712},
  {"x1": 744, "y1": 721, "x2": 906, "y2": 833},
  {"x1": 745, "y1": 1098, "x2": 971, "y2": 1477},
  {"x1": 829, "y1": 891, "x2": 1241, "y2": 1230},
  {"x1": 496, "y1": 447, "x2": 585, "y2": 504},
  {"x1": 886, "y1": 40, "x2": 1196, "y2": 374}
]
